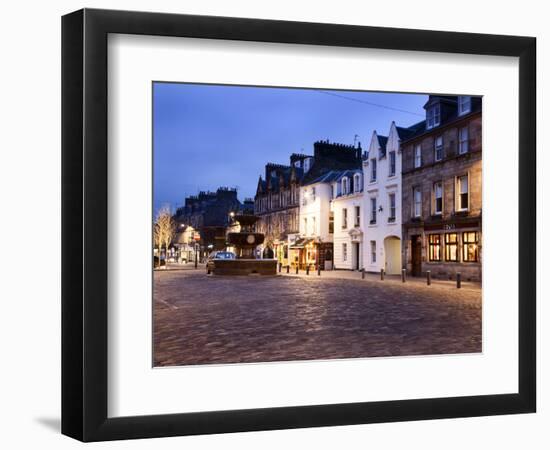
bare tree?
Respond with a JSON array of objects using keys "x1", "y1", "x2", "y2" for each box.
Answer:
[{"x1": 155, "y1": 205, "x2": 175, "y2": 268}]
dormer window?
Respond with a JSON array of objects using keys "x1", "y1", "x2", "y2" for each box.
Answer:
[
  {"x1": 353, "y1": 173, "x2": 362, "y2": 192},
  {"x1": 427, "y1": 104, "x2": 441, "y2": 129},
  {"x1": 458, "y1": 96, "x2": 471, "y2": 116},
  {"x1": 342, "y1": 177, "x2": 349, "y2": 195}
]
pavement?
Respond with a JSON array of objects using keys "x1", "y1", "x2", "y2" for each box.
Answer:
[{"x1": 153, "y1": 269, "x2": 482, "y2": 367}]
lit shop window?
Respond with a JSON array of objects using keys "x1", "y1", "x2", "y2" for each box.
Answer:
[
  {"x1": 445, "y1": 233, "x2": 459, "y2": 262},
  {"x1": 462, "y1": 231, "x2": 479, "y2": 262},
  {"x1": 428, "y1": 234, "x2": 442, "y2": 261}
]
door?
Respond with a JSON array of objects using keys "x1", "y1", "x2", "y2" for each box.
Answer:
[
  {"x1": 411, "y1": 235, "x2": 422, "y2": 276},
  {"x1": 353, "y1": 242, "x2": 360, "y2": 270}
]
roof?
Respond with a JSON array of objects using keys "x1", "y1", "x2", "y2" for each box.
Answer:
[{"x1": 303, "y1": 168, "x2": 362, "y2": 186}]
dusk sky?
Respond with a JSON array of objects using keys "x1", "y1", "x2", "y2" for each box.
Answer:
[{"x1": 153, "y1": 83, "x2": 428, "y2": 213}]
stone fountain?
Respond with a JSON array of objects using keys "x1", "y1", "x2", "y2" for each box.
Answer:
[{"x1": 209, "y1": 214, "x2": 277, "y2": 275}]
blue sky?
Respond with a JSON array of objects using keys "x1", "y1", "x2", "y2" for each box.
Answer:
[{"x1": 153, "y1": 83, "x2": 427, "y2": 212}]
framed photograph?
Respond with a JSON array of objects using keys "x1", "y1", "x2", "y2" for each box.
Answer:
[{"x1": 62, "y1": 8, "x2": 536, "y2": 441}]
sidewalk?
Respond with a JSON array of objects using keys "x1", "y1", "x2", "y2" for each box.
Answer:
[{"x1": 278, "y1": 267, "x2": 481, "y2": 291}]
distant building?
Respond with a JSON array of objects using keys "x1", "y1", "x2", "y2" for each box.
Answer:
[
  {"x1": 361, "y1": 121, "x2": 411, "y2": 274},
  {"x1": 401, "y1": 95, "x2": 482, "y2": 281},
  {"x1": 175, "y1": 187, "x2": 243, "y2": 252}
]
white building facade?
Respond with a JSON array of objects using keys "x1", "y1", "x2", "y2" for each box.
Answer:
[
  {"x1": 331, "y1": 169, "x2": 364, "y2": 270},
  {"x1": 296, "y1": 175, "x2": 335, "y2": 269},
  {"x1": 362, "y1": 122, "x2": 405, "y2": 274}
]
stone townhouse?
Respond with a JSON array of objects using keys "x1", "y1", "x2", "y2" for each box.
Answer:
[
  {"x1": 254, "y1": 154, "x2": 307, "y2": 264},
  {"x1": 362, "y1": 121, "x2": 413, "y2": 274},
  {"x1": 401, "y1": 95, "x2": 482, "y2": 281}
]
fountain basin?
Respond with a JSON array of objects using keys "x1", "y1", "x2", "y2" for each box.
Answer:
[{"x1": 209, "y1": 259, "x2": 277, "y2": 276}]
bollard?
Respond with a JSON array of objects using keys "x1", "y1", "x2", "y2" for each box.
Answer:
[
  {"x1": 286, "y1": 265, "x2": 290, "y2": 274},
  {"x1": 317, "y1": 266, "x2": 321, "y2": 276},
  {"x1": 295, "y1": 265, "x2": 299, "y2": 275},
  {"x1": 306, "y1": 265, "x2": 310, "y2": 275},
  {"x1": 427, "y1": 270, "x2": 431, "y2": 286},
  {"x1": 195, "y1": 253, "x2": 198, "y2": 269},
  {"x1": 456, "y1": 272, "x2": 462, "y2": 289},
  {"x1": 361, "y1": 268, "x2": 365, "y2": 279},
  {"x1": 401, "y1": 268, "x2": 406, "y2": 282},
  {"x1": 380, "y1": 268, "x2": 385, "y2": 281}
]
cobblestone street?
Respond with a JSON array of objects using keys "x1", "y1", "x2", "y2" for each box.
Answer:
[{"x1": 154, "y1": 270, "x2": 481, "y2": 366}]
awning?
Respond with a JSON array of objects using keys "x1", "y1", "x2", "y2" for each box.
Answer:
[{"x1": 289, "y1": 238, "x2": 313, "y2": 249}]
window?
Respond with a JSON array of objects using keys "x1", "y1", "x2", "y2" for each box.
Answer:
[
  {"x1": 458, "y1": 96, "x2": 471, "y2": 115},
  {"x1": 388, "y1": 193, "x2": 396, "y2": 222},
  {"x1": 370, "y1": 158, "x2": 377, "y2": 182},
  {"x1": 434, "y1": 136, "x2": 443, "y2": 161},
  {"x1": 459, "y1": 126, "x2": 469, "y2": 154},
  {"x1": 342, "y1": 208, "x2": 348, "y2": 229},
  {"x1": 463, "y1": 231, "x2": 479, "y2": 262},
  {"x1": 433, "y1": 181, "x2": 443, "y2": 215},
  {"x1": 342, "y1": 178, "x2": 348, "y2": 195},
  {"x1": 445, "y1": 233, "x2": 458, "y2": 262},
  {"x1": 370, "y1": 241, "x2": 376, "y2": 263},
  {"x1": 428, "y1": 234, "x2": 442, "y2": 261},
  {"x1": 427, "y1": 104, "x2": 441, "y2": 129},
  {"x1": 413, "y1": 187, "x2": 422, "y2": 217},
  {"x1": 312, "y1": 216, "x2": 316, "y2": 235},
  {"x1": 389, "y1": 151, "x2": 396, "y2": 176},
  {"x1": 311, "y1": 187, "x2": 316, "y2": 201},
  {"x1": 354, "y1": 173, "x2": 362, "y2": 192},
  {"x1": 330, "y1": 184, "x2": 335, "y2": 199},
  {"x1": 342, "y1": 243, "x2": 348, "y2": 261},
  {"x1": 328, "y1": 211, "x2": 334, "y2": 234},
  {"x1": 414, "y1": 144, "x2": 422, "y2": 168},
  {"x1": 370, "y1": 198, "x2": 377, "y2": 224},
  {"x1": 457, "y1": 175, "x2": 469, "y2": 211},
  {"x1": 354, "y1": 206, "x2": 360, "y2": 227}
]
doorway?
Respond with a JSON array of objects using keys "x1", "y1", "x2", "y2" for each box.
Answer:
[
  {"x1": 383, "y1": 236, "x2": 402, "y2": 275},
  {"x1": 352, "y1": 242, "x2": 360, "y2": 270},
  {"x1": 411, "y1": 235, "x2": 422, "y2": 276}
]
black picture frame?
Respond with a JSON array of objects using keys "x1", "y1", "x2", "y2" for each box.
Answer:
[{"x1": 62, "y1": 8, "x2": 536, "y2": 442}]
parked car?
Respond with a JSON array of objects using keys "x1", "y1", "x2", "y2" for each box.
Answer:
[{"x1": 206, "y1": 251, "x2": 236, "y2": 274}]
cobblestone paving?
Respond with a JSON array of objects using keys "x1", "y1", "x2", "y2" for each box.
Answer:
[{"x1": 153, "y1": 270, "x2": 481, "y2": 366}]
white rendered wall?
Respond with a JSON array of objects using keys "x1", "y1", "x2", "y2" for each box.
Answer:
[{"x1": 363, "y1": 123, "x2": 403, "y2": 273}]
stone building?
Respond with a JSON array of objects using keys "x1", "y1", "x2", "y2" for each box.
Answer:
[
  {"x1": 401, "y1": 95, "x2": 482, "y2": 281},
  {"x1": 175, "y1": 187, "x2": 243, "y2": 252},
  {"x1": 254, "y1": 154, "x2": 307, "y2": 264}
]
